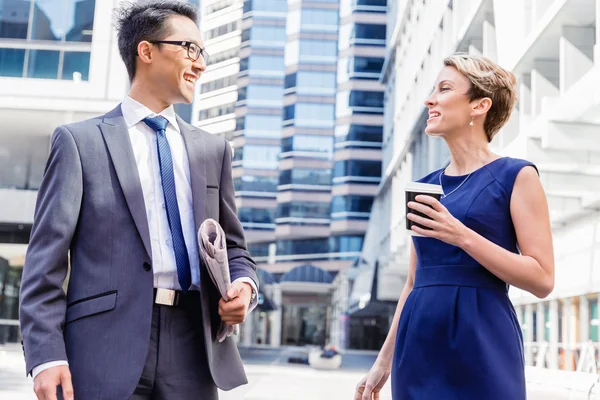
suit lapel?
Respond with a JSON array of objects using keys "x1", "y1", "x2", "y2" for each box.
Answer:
[
  {"x1": 100, "y1": 105, "x2": 152, "y2": 259},
  {"x1": 177, "y1": 117, "x2": 207, "y2": 236}
]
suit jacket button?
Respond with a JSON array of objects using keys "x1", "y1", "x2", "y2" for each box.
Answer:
[{"x1": 143, "y1": 262, "x2": 151, "y2": 271}]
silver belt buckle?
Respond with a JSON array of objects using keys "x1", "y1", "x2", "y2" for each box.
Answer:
[{"x1": 155, "y1": 288, "x2": 176, "y2": 306}]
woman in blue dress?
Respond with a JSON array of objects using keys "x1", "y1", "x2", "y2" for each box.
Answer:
[{"x1": 355, "y1": 54, "x2": 555, "y2": 400}]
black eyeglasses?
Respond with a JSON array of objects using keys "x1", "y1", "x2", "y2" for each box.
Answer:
[{"x1": 150, "y1": 40, "x2": 209, "y2": 64}]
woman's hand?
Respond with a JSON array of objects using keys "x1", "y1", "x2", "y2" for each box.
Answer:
[
  {"x1": 354, "y1": 362, "x2": 391, "y2": 400},
  {"x1": 407, "y1": 195, "x2": 470, "y2": 247}
]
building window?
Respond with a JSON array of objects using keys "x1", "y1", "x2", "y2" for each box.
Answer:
[
  {"x1": 240, "y1": 54, "x2": 284, "y2": 77},
  {"x1": 338, "y1": 56, "x2": 384, "y2": 81},
  {"x1": 283, "y1": 103, "x2": 335, "y2": 128},
  {"x1": 27, "y1": 50, "x2": 59, "y2": 79},
  {"x1": 236, "y1": 114, "x2": 282, "y2": 138},
  {"x1": 237, "y1": 85, "x2": 283, "y2": 108},
  {"x1": 243, "y1": 0, "x2": 287, "y2": 14},
  {"x1": 285, "y1": 71, "x2": 336, "y2": 95},
  {"x1": 276, "y1": 238, "x2": 329, "y2": 256},
  {"x1": 328, "y1": 235, "x2": 363, "y2": 253},
  {"x1": 0, "y1": 48, "x2": 26, "y2": 77},
  {"x1": 278, "y1": 168, "x2": 332, "y2": 186},
  {"x1": 299, "y1": 9, "x2": 338, "y2": 32},
  {"x1": 207, "y1": 47, "x2": 239, "y2": 66},
  {"x1": 198, "y1": 103, "x2": 235, "y2": 121},
  {"x1": 234, "y1": 175, "x2": 278, "y2": 192},
  {"x1": 238, "y1": 207, "x2": 275, "y2": 225},
  {"x1": 333, "y1": 160, "x2": 382, "y2": 183},
  {"x1": 331, "y1": 195, "x2": 374, "y2": 214},
  {"x1": 233, "y1": 144, "x2": 280, "y2": 170},
  {"x1": 201, "y1": 75, "x2": 237, "y2": 94},
  {"x1": 205, "y1": 0, "x2": 236, "y2": 14},
  {"x1": 242, "y1": 25, "x2": 286, "y2": 48},
  {"x1": 280, "y1": 135, "x2": 333, "y2": 158},
  {"x1": 336, "y1": 90, "x2": 384, "y2": 116},
  {"x1": 339, "y1": 23, "x2": 386, "y2": 48},
  {"x1": 276, "y1": 201, "x2": 331, "y2": 220},
  {"x1": 205, "y1": 21, "x2": 239, "y2": 40},
  {"x1": 248, "y1": 242, "x2": 271, "y2": 257},
  {"x1": 334, "y1": 125, "x2": 383, "y2": 149}
]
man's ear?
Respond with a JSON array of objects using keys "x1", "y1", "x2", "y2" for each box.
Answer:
[{"x1": 137, "y1": 41, "x2": 153, "y2": 65}]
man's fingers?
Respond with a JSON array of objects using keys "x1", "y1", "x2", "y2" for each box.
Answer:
[
  {"x1": 226, "y1": 285, "x2": 242, "y2": 300},
  {"x1": 60, "y1": 370, "x2": 74, "y2": 400},
  {"x1": 219, "y1": 297, "x2": 244, "y2": 315}
]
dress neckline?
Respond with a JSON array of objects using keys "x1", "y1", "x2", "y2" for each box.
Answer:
[{"x1": 441, "y1": 156, "x2": 506, "y2": 178}]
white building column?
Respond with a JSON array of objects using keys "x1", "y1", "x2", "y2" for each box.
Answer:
[
  {"x1": 580, "y1": 295, "x2": 590, "y2": 343},
  {"x1": 525, "y1": 304, "x2": 534, "y2": 366},
  {"x1": 549, "y1": 299, "x2": 560, "y2": 369},
  {"x1": 242, "y1": 311, "x2": 255, "y2": 347},
  {"x1": 269, "y1": 284, "x2": 282, "y2": 347},
  {"x1": 563, "y1": 298, "x2": 576, "y2": 371}
]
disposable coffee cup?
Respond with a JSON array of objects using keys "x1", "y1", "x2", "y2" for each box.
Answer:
[{"x1": 405, "y1": 182, "x2": 444, "y2": 237}]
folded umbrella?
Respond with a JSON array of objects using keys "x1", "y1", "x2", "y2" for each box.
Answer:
[{"x1": 198, "y1": 218, "x2": 239, "y2": 342}]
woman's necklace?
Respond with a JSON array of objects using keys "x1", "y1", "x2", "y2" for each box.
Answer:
[{"x1": 438, "y1": 169, "x2": 471, "y2": 199}]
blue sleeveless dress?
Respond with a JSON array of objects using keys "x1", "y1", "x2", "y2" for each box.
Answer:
[{"x1": 391, "y1": 157, "x2": 535, "y2": 400}]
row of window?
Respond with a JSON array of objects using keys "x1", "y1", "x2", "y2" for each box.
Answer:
[
  {"x1": 333, "y1": 160, "x2": 382, "y2": 179},
  {"x1": 284, "y1": 71, "x2": 337, "y2": 95},
  {"x1": 198, "y1": 103, "x2": 235, "y2": 121},
  {"x1": 284, "y1": 39, "x2": 338, "y2": 66},
  {"x1": 205, "y1": 21, "x2": 239, "y2": 40},
  {"x1": 331, "y1": 195, "x2": 374, "y2": 214},
  {"x1": 234, "y1": 175, "x2": 278, "y2": 193},
  {"x1": 0, "y1": 48, "x2": 90, "y2": 80},
  {"x1": 233, "y1": 144, "x2": 280, "y2": 169},
  {"x1": 336, "y1": 90, "x2": 385, "y2": 115},
  {"x1": 200, "y1": 75, "x2": 237, "y2": 94},
  {"x1": 277, "y1": 201, "x2": 331, "y2": 220},
  {"x1": 279, "y1": 168, "x2": 331, "y2": 186},
  {"x1": 0, "y1": 0, "x2": 95, "y2": 42},
  {"x1": 280, "y1": 135, "x2": 333, "y2": 156},
  {"x1": 238, "y1": 207, "x2": 275, "y2": 225},
  {"x1": 235, "y1": 114, "x2": 282, "y2": 138},
  {"x1": 205, "y1": 0, "x2": 236, "y2": 14},
  {"x1": 334, "y1": 124, "x2": 383, "y2": 145},
  {"x1": 241, "y1": 25, "x2": 286, "y2": 48},
  {"x1": 283, "y1": 103, "x2": 335, "y2": 128},
  {"x1": 337, "y1": 56, "x2": 384, "y2": 81},
  {"x1": 239, "y1": 55, "x2": 285, "y2": 77},
  {"x1": 243, "y1": 0, "x2": 287, "y2": 14},
  {"x1": 276, "y1": 235, "x2": 364, "y2": 256},
  {"x1": 339, "y1": 23, "x2": 387, "y2": 48},
  {"x1": 237, "y1": 85, "x2": 284, "y2": 107},
  {"x1": 207, "y1": 47, "x2": 239, "y2": 66},
  {"x1": 286, "y1": 9, "x2": 339, "y2": 35}
]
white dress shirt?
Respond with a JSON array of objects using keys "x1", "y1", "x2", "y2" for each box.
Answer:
[{"x1": 32, "y1": 96, "x2": 256, "y2": 378}]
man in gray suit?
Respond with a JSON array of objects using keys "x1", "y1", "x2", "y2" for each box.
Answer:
[{"x1": 18, "y1": 2, "x2": 259, "y2": 399}]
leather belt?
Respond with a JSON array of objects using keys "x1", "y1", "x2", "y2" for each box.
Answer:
[{"x1": 153, "y1": 288, "x2": 183, "y2": 307}]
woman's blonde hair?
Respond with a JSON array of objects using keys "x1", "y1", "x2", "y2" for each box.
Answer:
[{"x1": 443, "y1": 53, "x2": 517, "y2": 142}]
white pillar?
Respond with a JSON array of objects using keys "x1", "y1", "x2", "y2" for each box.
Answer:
[
  {"x1": 525, "y1": 304, "x2": 534, "y2": 365},
  {"x1": 580, "y1": 295, "x2": 590, "y2": 343},
  {"x1": 549, "y1": 299, "x2": 560, "y2": 369},
  {"x1": 536, "y1": 302, "x2": 545, "y2": 342},
  {"x1": 563, "y1": 298, "x2": 575, "y2": 371},
  {"x1": 269, "y1": 284, "x2": 282, "y2": 347}
]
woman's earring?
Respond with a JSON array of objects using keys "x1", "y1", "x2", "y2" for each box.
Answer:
[{"x1": 469, "y1": 116, "x2": 474, "y2": 126}]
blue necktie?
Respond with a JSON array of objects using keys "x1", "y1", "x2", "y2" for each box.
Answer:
[{"x1": 143, "y1": 116, "x2": 192, "y2": 293}]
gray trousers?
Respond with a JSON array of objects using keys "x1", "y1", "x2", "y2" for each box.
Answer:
[{"x1": 129, "y1": 292, "x2": 218, "y2": 400}]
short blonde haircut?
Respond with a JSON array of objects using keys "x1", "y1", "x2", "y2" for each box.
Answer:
[{"x1": 444, "y1": 53, "x2": 517, "y2": 142}]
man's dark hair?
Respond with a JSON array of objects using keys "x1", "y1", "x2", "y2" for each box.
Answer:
[{"x1": 114, "y1": 1, "x2": 198, "y2": 82}]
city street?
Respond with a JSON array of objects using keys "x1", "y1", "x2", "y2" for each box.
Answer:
[{"x1": 0, "y1": 344, "x2": 595, "y2": 400}]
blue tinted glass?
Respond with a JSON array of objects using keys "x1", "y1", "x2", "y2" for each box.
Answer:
[
  {"x1": 245, "y1": 85, "x2": 283, "y2": 107},
  {"x1": 234, "y1": 175, "x2": 278, "y2": 192},
  {"x1": 279, "y1": 168, "x2": 331, "y2": 186},
  {"x1": 277, "y1": 201, "x2": 331, "y2": 219},
  {"x1": 331, "y1": 195, "x2": 374, "y2": 213},
  {"x1": 27, "y1": 49, "x2": 59, "y2": 79},
  {"x1": 328, "y1": 235, "x2": 363, "y2": 253},
  {"x1": 248, "y1": 242, "x2": 270, "y2": 257},
  {"x1": 61, "y1": 51, "x2": 90, "y2": 80},
  {"x1": 276, "y1": 238, "x2": 329, "y2": 255},
  {"x1": 239, "y1": 207, "x2": 275, "y2": 224},
  {"x1": 243, "y1": 114, "x2": 282, "y2": 138},
  {"x1": 298, "y1": 40, "x2": 337, "y2": 64},
  {"x1": 31, "y1": 0, "x2": 96, "y2": 42},
  {"x1": 296, "y1": 71, "x2": 336, "y2": 95},
  {"x1": 281, "y1": 135, "x2": 333, "y2": 154},
  {"x1": 239, "y1": 144, "x2": 280, "y2": 169},
  {"x1": 251, "y1": 25, "x2": 286, "y2": 47},
  {"x1": 335, "y1": 125, "x2": 383, "y2": 143},
  {"x1": 246, "y1": 0, "x2": 287, "y2": 12},
  {"x1": 0, "y1": 48, "x2": 25, "y2": 77},
  {"x1": 0, "y1": 0, "x2": 30, "y2": 39},
  {"x1": 333, "y1": 160, "x2": 381, "y2": 178},
  {"x1": 354, "y1": 23, "x2": 386, "y2": 40},
  {"x1": 301, "y1": 9, "x2": 338, "y2": 32},
  {"x1": 65, "y1": 0, "x2": 96, "y2": 42},
  {"x1": 246, "y1": 55, "x2": 284, "y2": 77},
  {"x1": 294, "y1": 103, "x2": 335, "y2": 128}
]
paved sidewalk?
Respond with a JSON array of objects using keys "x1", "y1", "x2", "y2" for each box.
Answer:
[{"x1": 1, "y1": 344, "x2": 597, "y2": 400}]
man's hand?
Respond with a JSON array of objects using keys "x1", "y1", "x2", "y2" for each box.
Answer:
[
  {"x1": 34, "y1": 365, "x2": 74, "y2": 400},
  {"x1": 218, "y1": 281, "x2": 252, "y2": 326}
]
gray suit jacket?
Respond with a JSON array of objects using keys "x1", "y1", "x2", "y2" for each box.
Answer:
[{"x1": 19, "y1": 105, "x2": 258, "y2": 399}]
